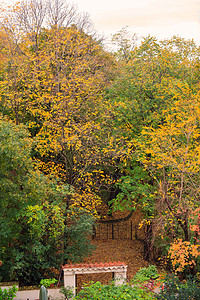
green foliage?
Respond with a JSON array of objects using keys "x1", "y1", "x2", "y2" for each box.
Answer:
[
  {"x1": 133, "y1": 265, "x2": 159, "y2": 283},
  {"x1": 40, "y1": 278, "x2": 57, "y2": 288},
  {"x1": 156, "y1": 274, "x2": 200, "y2": 300},
  {"x1": 0, "y1": 119, "x2": 95, "y2": 285},
  {"x1": 107, "y1": 34, "x2": 200, "y2": 261},
  {"x1": 0, "y1": 119, "x2": 51, "y2": 283},
  {"x1": 65, "y1": 208, "x2": 96, "y2": 262},
  {"x1": 59, "y1": 286, "x2": 74, "y2": 300},
  {"x1": 110, "y1": 164, "x2": 156, "y2": 215},
  {"x1": 0, "y1": 286, "x2": 18, "y2": 300},
  {"x1": 75, "y1": 281, "x2": 155, "y2": 299}
]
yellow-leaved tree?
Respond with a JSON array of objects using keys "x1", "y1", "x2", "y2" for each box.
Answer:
[
  {"x1": 0, "y1": 0, "x2": 117, "y2": 216},
  {"x1": 136, "y1": 81, "x2": 200, "y2": 268},
  {"x1": 107, "y1": 34, "x2": 200, "y2": 260}
]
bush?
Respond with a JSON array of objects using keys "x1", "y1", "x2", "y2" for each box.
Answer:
[
  {"x1": 134, "y1": 265, "x2": 159, "y2": 283},
  {"x1": 40, "y1": 278, "x2": 57, "y2": 288},
  {"x1": 59, "y1": 286, "x2": 74, "y2": 300},
  {"x1": 74, "y1": 265, "x2": 162, "y2": 299},
  {"x1": 75, "y1": 281, "x2": 155, "y2": 299},
  {"x1": 156, "y1": 274, "x2": 200, "y2": 300},
  {"x1": 0, "y1": 286, "x2": 18, "y2": 300},
  {"x1": 168, "y1": 239, "x2": 199, "y2": 275}
]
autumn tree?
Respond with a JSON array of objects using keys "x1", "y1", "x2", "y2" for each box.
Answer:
[
  {"x1": 0, "y1": 0, "x2": 117, "y2": 214},
  {"x1": 137, "y1": 87, "x2": 200, "y2": 241},
  {"x1": 107, "y1": 35, "x2": 200, "y2": 259},
  {"x1": 0, "y1": 2, "x2": 117, "y2": 282},
  {"x1": 28, "y1": 25, "x2": 116, "y2": 209},
  {"x1": 108, "y1": 35, "x2": 199, "y2": 137},
  {"x1": 108, "y1": 35, "x2": 200, "y2": 205},
  {"x1": 0, "y1": 117, "x2": 96, "y2": 285},
  {"x1": 111, "y1": 27, "x2": 138, "y2": 62}
]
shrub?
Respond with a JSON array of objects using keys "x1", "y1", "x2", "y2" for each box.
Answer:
[
  {"x1": 132, "y1": 265, "x2": 161, "y2": 294},
  {"x1": 75, "y1": 281, "x2": 155, "y2": 299},
  {"x1": 156, "y1": 274, "x2": 200, "y2": 300},
  {"x1": 40, "y1": 278, "x2": 57, "y2": 288},
  {"x1": 134, "y1": 265, "x2": 159, "y2": 283},
  {"x1": 0, "y1": 286, "x2": 18, "y2": 300},
  {"x1": 168, "y1": 239, "x2": 199, "y2": 275},
  {"x1": 59, "y1": 286, "x2": 74, "y2": 300}
]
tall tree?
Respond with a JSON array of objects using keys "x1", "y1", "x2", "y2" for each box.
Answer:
[
  {"x1": 107, "y1": 35, "x2": 200, "y2": 258},
  {"x1": 137, "y1": 87, "x2": 200, "y2": 243},
  {"x1": 0, "y1": 118, "x2": 95, "y2": 285},
  {"x1": 0, "y1": 1, "x2": 117, "y2": 213}
]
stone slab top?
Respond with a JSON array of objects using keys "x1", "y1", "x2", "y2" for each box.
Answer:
[
  {"x1": 62, "y1": 262, "x2": 127, "y2": 270},
  {"x1": 62, "y1": 262, "x2": 127, "y2": 274}
]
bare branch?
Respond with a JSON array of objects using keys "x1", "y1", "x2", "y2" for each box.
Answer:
[{"x1": 46, "y1": 0, "x2": 78, "y2": 28}]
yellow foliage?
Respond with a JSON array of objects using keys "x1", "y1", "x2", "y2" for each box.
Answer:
[
  {"x1": 34, "y1": 159, "x2": 66, "y2": 179},
  {"x1": 69, "y1": 190, "x2": 102, "y2": 218}
]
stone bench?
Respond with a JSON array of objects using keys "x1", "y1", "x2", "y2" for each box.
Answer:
[{"x1": 62, "y1": 262, "x2": 127, "y2": 296}]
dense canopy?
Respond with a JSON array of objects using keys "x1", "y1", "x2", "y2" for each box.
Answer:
[{"x1": 0, "y1": 0, "x2": 199, "y2": 285}]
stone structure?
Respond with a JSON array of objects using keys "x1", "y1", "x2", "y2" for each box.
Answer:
[{"x1": 62, "y1": 262, "x2": 127, "y2": 296}]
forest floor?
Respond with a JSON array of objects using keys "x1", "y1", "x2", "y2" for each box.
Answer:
[
  {"x1": 76, "y1": 208, "x2": 151, "y2": 291},
  {"x1": 82, "y1": 239, "x2": 149, "y2": 279}
]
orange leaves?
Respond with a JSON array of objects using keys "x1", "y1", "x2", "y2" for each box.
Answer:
[
  {"x1": 189, "y1": 207, "x2": 200, "y2": 243},
  {"x1": 132, "y1": 40, "x2": 200, "y2": 247},
  {"x1": 168, "y1": 239, "x2": 200, "y2": 274}
]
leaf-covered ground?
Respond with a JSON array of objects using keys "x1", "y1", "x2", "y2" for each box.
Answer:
[
  {"x1": 77, "y1": 239, "x2": 149, "y2": 292},
  {"x1": 77, "y1": 210, "x2": 149, "y2": 291}
]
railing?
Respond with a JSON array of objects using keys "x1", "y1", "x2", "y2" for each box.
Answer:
[{"x1": 93, "y1": 221, "x2": 144, "y2": 240}]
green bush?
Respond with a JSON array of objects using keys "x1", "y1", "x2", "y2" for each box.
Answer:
[
  {"x1": 156, "y1": 274, "x2": 200, "y2": 300},
  {"x1": 75, "y1": 281, "x2": 155, "y2": 299},
  {"x1": 74, "y1": 265, "x2": 162, "y2": 299},
  {"x1": 133, "y1": 265, "x2": 159, "y2": 283},
  {"x1": 0, "y1": 286, "x2": 18, "y2": 300},
  {"x1": 40, "y1": 278, "x2": 57, "y2": 288},
  {"x1": 59, "y1": 286, "x2": 74, "y2": 300}
]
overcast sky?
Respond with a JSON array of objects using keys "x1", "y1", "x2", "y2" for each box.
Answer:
[
  {"x1": 77, "y1": 0, "x2": 200, "y2": 44},
  {"x1": 2, "y1": 0, "x2": 200, "y2": 45}
]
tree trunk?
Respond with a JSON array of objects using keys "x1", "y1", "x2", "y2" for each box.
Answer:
[{"x1": 143, "y1": 223, "x2": 152, "y2": 261}]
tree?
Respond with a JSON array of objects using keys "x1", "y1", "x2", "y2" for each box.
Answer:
[
  {"x1": 111, "y1": 27, "x2": 138, "y2": 62},
  {"x1": 107, "y1": 36, "x2": 200, "y2": 259},
  {"x1": 136, "y1": 86, "x2": 200, "y2": 248},
  {"x1": 0, "y1": 118, "x2": 95, "y2": 285},
  {"x1": 0, "y1": 118, "x2": 66, "y2": 283},
  {"x1": 108, "y1": 35, "x2": 199, "y2": 138},
  {"x1": 0, "y1": 1, "x2": 117, "y2": 212}
]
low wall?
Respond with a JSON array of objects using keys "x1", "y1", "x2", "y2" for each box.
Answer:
[
  {"x1": 15, "y1": 288, "x2": 64, "y2": 300},
  {"x1": 0, "y1": 286, "x2": 64, "y2": 300},
  {"x1": 0, "y1": 285, "x2": 19, "y2": 291}
]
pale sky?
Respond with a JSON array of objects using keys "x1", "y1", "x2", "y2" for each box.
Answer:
[
  {"x1": 76, "y1": 0, "x2": 200, "y2": 45},
  {"x1": 2, "y1": 0, "x2": 200, "y2": 45}
]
